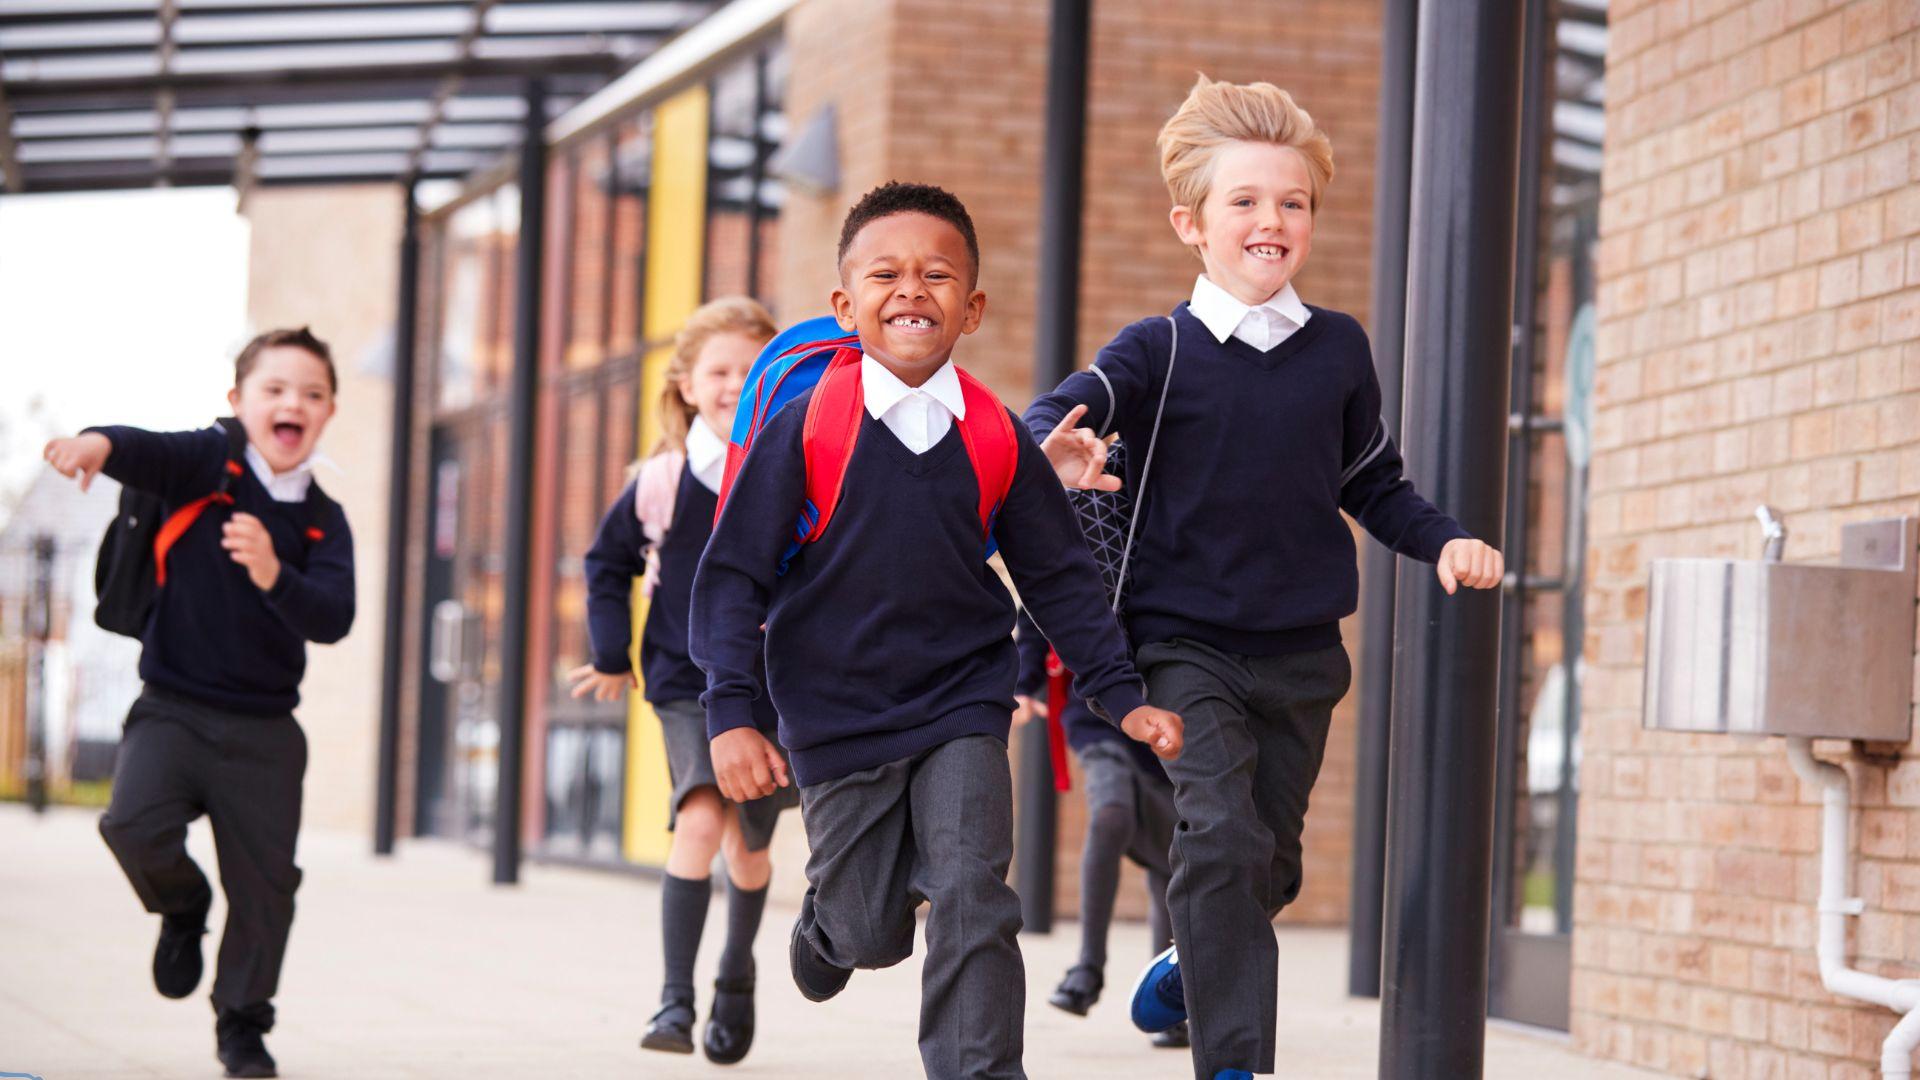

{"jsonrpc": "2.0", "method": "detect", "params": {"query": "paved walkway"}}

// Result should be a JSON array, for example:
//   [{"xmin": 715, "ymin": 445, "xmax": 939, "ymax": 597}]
[{"xmin": 0, "ymin": 804, "xmax": 1658, "ymax": 1079}]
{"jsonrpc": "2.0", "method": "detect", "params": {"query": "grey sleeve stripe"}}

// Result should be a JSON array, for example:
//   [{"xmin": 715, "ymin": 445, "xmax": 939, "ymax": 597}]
[
  {"xmin": 1089, "ymin": 365, "xmax": 1118, "ymax": 438},
  {"xmin": 1341, "ymin": 420, "xmax": 1390, "ymax": 487}
]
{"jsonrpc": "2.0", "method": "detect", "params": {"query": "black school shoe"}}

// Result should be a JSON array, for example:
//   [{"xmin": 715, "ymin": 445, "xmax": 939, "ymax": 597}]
[
  {"xmin": 1152, "ymin": 1021, "xmax": 1191, "ymax": 1049},
  {"xmin": 789, "ymin": 893, "xmax": 851, "ymax": 1003},
  {"xmin": 640, "ymin": 993, "xmax": 696, "ymax": 1054},
  {"xmin": 1048, "ymin": 964, "xmax": 1104, "ymax": 1016},
  {"xmin": 214, "ymin": 1012, "xmax": 277, "ymax": 1079},
  {"xmin": 154, "ymin": 891, "xmax": 212, "ymax": 1000},
  {"xmin": 702, "ymin": 974, "xmax": 756, "ymax": 1065}
]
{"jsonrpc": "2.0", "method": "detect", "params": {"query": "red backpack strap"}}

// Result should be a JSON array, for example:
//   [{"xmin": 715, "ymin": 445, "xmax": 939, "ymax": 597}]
[
  {"xmin": 952, "ymin": 368, "xmax": 1020, "ymax": 540},
  {"xmin": 1045, "ymin": 647, "xmax": 1072, "ymax": 793},
  {"xmin": 797, "ymin": 348, "xmax": 867, "ymax": 544},
  {"xmin": 152, "ymin": 491, "xmax": 234, "ymax": 586}
]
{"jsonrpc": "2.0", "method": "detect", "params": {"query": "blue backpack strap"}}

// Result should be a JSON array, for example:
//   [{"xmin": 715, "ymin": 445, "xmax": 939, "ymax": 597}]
[{"xmin": 717, "ymin": 315, "xmax": 858, "ymax": 523}]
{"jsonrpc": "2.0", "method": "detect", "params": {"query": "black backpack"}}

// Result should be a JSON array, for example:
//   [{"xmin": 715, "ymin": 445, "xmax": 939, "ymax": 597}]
[{"xmin": 94, "ymin": 418, "xmax": 249, "ymax": 638}]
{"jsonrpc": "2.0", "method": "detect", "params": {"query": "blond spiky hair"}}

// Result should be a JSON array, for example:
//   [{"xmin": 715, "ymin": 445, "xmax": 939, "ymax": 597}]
[{"xmin": 1158, "ymin": 74, "xmax": 1335, "ymax": 226}]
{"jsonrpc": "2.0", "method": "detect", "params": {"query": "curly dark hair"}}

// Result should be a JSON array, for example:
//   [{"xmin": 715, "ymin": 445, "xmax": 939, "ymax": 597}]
[
  {"xmin": 234, "ymin": 326, "xmax": 336, "ymax": 394},
  {"xmin": 836, "ymin": 181, "xmax": 980, "ymax": 282}
]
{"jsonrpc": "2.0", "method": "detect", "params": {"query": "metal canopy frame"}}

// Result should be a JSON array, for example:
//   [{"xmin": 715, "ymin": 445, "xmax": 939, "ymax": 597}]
[{"xmin": 0, "ymin": 0, "xmax": 718, "ymax": 193}]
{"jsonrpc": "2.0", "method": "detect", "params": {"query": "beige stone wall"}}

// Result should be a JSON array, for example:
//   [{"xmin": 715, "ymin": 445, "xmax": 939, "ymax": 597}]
[
  {"xmin": 1577, "ymin": 0, "xmax": 1920, "ymax": 1074},
  {"xmin": 244, "ymin": 184, "xmax": 403, "ymax": 836},
  {"xmin": 777, "ymin": 0, "xmax": 1383, "ymax": 925}
]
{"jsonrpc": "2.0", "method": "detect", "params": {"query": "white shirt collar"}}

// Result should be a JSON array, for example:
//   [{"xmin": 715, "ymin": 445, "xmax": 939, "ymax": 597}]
[
  {"xmin": 243, "ymin": 442, "xmax": 325, "ymax": 503},
  {"xmin": 684, "ymin": 414, "xmax": 728, "ymax": 494},
  {"xmin": 860, "ymin": 355, "xmax": 967, "ymax": 422},
  {"xmin": 1188, "ymin": 274, "xmax": 1311, "ymax": 349}
]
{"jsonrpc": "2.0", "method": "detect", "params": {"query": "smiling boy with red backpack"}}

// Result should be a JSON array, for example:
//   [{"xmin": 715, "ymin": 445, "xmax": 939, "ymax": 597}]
[
  {"xmin": 42, "ymin": 327, "xmax": 353, "ymax": 1079},
  {"xmin": 690, "ymin": 182, "xmax": 1182, "ymax": 1079}
]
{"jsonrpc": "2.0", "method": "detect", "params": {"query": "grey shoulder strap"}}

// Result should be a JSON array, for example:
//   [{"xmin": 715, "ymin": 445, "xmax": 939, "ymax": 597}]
[{"xmin": 1111, "ymin": 315, "xmax": 1177, "ymax": 613}]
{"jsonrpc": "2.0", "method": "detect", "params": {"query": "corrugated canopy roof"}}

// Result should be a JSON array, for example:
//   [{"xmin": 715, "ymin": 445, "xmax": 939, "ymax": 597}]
[{"xmin": 0, "ymin": 0, "xmax": 719, "ymax": 192}]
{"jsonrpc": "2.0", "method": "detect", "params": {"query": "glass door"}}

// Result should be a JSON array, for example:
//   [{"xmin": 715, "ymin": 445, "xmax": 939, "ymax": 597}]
[{"xmin": 1489, "ymin": 0, "xmax": 1606, "ymax": 1032}]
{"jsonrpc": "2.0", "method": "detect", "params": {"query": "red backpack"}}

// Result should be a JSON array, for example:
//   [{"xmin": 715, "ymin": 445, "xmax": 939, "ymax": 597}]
[{"xmin": 718, "ymin": 319, "xmax": 1020, "ymax": 572}]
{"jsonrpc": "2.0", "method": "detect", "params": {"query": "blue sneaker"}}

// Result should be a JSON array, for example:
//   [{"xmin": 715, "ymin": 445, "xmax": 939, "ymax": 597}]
[
  {"xmin": 1128, "ymin": 945, "xmax": 1185, "ymax": 1032},
  {"xmin": 1213, "ymin": 1072, "xmax": 1254, "ymax": 1080}
]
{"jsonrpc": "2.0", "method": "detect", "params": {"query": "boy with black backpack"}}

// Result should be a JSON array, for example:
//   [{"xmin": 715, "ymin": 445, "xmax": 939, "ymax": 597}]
[
  {"xmin": 42, "ymin": 327, "xmax": 354, "ymax": 1079},
  {"xmin": 1027, "ymin": 78, "xmax": 1503, "ymax": 1080},
  {"xmin": 690, "ymin": 182, "xmax": 1182, "ymax": 1079}
]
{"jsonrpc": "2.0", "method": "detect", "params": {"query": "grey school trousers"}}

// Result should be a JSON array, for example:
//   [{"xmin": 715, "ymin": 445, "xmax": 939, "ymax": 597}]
[
  {"xmin": 99, "ymin": 687, "xmax": 307, "ymax": 1030},
  {"xmin": 1138, "ymin": 638, "xmax": 1352, "ymax": 1080},
  {"xmin": 796, "ymin": 734, "xmax": 1026, "ymax": 1080}
]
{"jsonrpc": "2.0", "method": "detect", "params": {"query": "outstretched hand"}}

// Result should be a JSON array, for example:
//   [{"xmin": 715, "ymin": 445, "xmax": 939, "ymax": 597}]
[
  {"xmin": 1039, "ymin": 404, "xmax": 1121, "ymax": 492},
  {"xmin": 43, "ymin": 433, "xmax": 111, "ymax": 492},
  {"xmin": 567, "ymin": 664, "xmax": 637, "ymax": 702},
  {"xmin": 1120, "ymin": 704, "xmax": 1183, "ymax": 760}
]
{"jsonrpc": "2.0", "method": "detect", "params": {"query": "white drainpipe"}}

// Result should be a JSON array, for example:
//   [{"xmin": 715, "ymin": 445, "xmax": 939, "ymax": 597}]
[{"xmin": 1784, "ymin": 737, "xmax": 1920, "ymax": 1078}]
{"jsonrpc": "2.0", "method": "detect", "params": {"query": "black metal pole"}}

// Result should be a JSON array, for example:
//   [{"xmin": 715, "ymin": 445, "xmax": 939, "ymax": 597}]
[
  {"xmin": 1017, "ymin": 0, "xmax": 1091, "ymax": 936},
  {"xmin": 493, "ymin": 78, "xmax": 546, "ymax": 886},
  {"xmin": 25, "ymin": 535, "xmax": 54, "ymax": 814},
  {"xmin": 374, "ymin": 178, "xmax": 420, "ymax": 857},
  {"xmin": 1378, "ymin": 0, "xmax": 1524, "ymax": 1073},
  {"xmin": 1349, "ymin": 0, "xmax": 1419, "ymax": 1001}
]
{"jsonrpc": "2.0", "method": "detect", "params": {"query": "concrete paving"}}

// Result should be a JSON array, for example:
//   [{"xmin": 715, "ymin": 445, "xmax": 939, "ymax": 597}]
[{"xmin": 0, "ymin": 803, "xmax": 1658, "ymax": 1079}]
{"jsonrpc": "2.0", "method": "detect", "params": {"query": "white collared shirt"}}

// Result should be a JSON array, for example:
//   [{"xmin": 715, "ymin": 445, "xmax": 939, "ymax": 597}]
[
  {"xmin": 243, "ymin": 442, "xmax": 323, "ymax": 503},
  {"xmin": 685, "ymin": 414, "xmax": 728, "ymax": 495},
  {"xmin": 1189, "ymin": 274, "xmax": 1311, "ymax": 352},
  {"xmin": 861, "ymin": 355, "xmax": 967, "ymax": 455}
]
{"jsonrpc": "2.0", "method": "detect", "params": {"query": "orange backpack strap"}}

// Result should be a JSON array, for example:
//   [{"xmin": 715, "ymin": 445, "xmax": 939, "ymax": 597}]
[
  {"xmin": 952, "ymin": 368, "xmax": 1019, "ymax": 542},
  {"xmin": 153, "ymin": 439, "xmax": 245, "ymax": 587},
  {"xmin": 795, "ymin": 348, "xmax": 866, "ymax": 546},
  {"xmin": 152, "ymin": 490, "xmax": 234, "ymax": 586}
]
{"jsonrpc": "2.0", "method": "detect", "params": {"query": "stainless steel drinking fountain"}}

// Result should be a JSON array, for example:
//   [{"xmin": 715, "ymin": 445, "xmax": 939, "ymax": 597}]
[
  {"xmin": 1643, "ymin": 514, "xmax": 1918, "ymax": 742},
  {"xmin": 1642, "ymin": 510, "xmax": 1920, "ymax": 1077}
]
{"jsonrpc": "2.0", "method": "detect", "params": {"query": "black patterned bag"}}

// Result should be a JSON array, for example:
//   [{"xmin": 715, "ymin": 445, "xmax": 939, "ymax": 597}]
[{"xmin": 1065, "ymin": 315, "xmax": 1179, "ymax": 614}]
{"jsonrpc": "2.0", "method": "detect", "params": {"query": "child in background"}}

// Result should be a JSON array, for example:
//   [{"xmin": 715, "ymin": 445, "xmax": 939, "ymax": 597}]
[
  {"xmin": 43, "ymin": 327, "xmax": 355, "ymax": 1080},
  {"xmin": 567, "ymin": 297, "xmax": 793, "ymax": 1065}
]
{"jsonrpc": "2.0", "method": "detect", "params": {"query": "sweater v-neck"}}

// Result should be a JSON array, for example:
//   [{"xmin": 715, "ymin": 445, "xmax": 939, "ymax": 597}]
[
  {"xmin": 867, "ymin": 411, "xmax": 966, "ymax": 474},
  {"xmin": 1171, "ymin": 300, "xmax": 1333, "ymax": 371}
]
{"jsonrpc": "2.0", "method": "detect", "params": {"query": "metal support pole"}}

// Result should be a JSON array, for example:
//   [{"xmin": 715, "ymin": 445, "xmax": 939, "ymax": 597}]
[
  {"xmin": 1349, "ymin": 0, "xmax": 1420, "ymax": 1001},
  {"xmin": 25, "ymin": 535, "xmax": 54, "ymax": 814},
  {"xmin": 374, "ymin": 178, "xmax": 420, "ymax": 857},
  {"xmin": 493, "ymin": 78, "xmax": 546, "ymax": 886},
  {"xmin": 1016, "ymin": 0, "xmax": 1092, "ymax": 936},
  {"xmin": 1378, "ymin": 0, "xmax": 1524, "ymax": 1073}
]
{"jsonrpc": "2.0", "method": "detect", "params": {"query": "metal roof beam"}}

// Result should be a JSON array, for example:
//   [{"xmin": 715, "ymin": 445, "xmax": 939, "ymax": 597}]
[
  {"xmin": 0, "ymin": 62, "xmax": 22, "ymax": 191},
  {"xmin": 0, "ymin": 31, "xmax": 661, "ymax": 58},
  {"xmin": 0, "ymin": 1, "xmax": 618, "ymax": 28},
  {"xmin": 4, "ymin": 53, "xmax": 618, "ymax": 98}
]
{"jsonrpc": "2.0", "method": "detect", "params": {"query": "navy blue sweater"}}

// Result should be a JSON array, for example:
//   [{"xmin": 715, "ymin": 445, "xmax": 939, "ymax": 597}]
[
  {"xmin": 582, "ymin": 468, "xmax": 778, "ymax": 733},
  {"xmin": 691, "ymin": 391, "xmax": 1148, "ymax": 787},
  {"xmin": 89, "ymin": 424, "xmax": 355, "ymax": 715},
  {"xmin": 1024, "ymin": 304, "xmax": 1470, "ymax": 656},
  {"xmin": 1014, "ymin": 610, "xmax": 1164, "ymax": 777}
]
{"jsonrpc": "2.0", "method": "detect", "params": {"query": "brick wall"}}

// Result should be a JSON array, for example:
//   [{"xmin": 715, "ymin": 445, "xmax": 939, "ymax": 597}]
[
  {"xmin": 1577, "ymin": 0, "xmax": 1920, "ymax": 1074},
  {"xmin": 244, "ymin": 185, "xmax": 403, "ymax": 835},
  {"xmin": 777, "ymin": 0, "xmax": 1383, "ymax": 926}
]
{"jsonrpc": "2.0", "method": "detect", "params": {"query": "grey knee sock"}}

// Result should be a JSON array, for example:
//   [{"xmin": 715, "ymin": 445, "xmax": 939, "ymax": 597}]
[
  {"xmin": 1077, "ymin": 801, "xmax": 1134, "ymax": 971},
  {"xmin": 661, "ymin": 873, "xmax": 711, "ymax": 1002},
  {"xmin": 717, "ymin": 877, "xmax": 769, "ymax": 983}
]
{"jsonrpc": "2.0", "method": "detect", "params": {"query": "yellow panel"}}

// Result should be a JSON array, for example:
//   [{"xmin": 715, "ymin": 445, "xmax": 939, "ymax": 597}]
[{"xmin": 624, "ymin": 84, "xmax": 710, "ymax": 867}]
